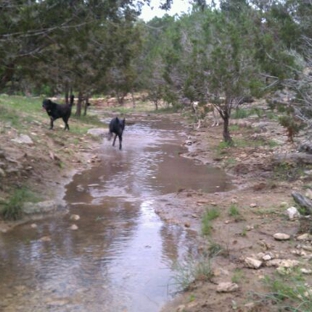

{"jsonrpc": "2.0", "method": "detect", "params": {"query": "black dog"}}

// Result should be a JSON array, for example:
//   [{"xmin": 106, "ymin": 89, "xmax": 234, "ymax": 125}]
[
  {"xmin": 108, "ymin": 117, "xmax": 125, "ymax": 150},
  {"xmin": 42, "ymin": 95, "xmax": 74, "ymax": 130}
]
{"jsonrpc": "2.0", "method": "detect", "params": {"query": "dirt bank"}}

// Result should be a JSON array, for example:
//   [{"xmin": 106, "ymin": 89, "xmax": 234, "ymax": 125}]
[{"xmin": 159, "ymin": 108, "xmax": 312, "ymax": 311}]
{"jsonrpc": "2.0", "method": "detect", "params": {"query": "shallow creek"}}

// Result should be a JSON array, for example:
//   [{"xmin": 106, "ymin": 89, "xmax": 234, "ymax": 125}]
[{"xmin": 0, "ymin": 115, "xmax": 231, "ymax": 312}]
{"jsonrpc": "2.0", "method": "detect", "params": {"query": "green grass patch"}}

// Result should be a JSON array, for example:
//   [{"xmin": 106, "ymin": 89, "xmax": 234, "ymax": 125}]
[
  {"xmin": 273, "ymin": 162, "xmax": 304, "ymax": 182},
  {"xmin": 201, "ymin": 207, "xmax": 220, "ymax": 236},
  {"xmin": 228, "ymin": 204, "xmax": 240, "ymax": 217},
  {"xmin": 171, "ymin": 254, "xmax": 214, "ymax": 291},
  {"xmin": 232, "ymin": 269, "xmax": 245, "ymax": 284},
  {"xmin": 232, "ymin": 108, "xmax": 250, "ymax": 119},
  {"xmin": 1, "ymin": 187, "xmax": 39, "ymax": 220},
  {"xmin": 257, "ymin": 272, "xmax": 312, "ymax": 311}
]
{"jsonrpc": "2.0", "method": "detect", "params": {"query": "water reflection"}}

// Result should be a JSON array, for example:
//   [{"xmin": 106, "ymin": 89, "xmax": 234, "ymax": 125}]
[{"xmin": 0, "ymin": 116, "xmax": 231, "ymax": 312}]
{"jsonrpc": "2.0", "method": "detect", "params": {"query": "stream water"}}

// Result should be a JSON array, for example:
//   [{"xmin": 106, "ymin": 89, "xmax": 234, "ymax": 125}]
[{"xmin": 0, "ymin": 115, "xmax": 231, "ymax": 312}]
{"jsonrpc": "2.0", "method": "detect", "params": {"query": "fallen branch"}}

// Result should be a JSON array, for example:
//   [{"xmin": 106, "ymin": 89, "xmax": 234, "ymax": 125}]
[{"xmin": 292, "ymin": 192, "xmax": 312, "ymax": 215}]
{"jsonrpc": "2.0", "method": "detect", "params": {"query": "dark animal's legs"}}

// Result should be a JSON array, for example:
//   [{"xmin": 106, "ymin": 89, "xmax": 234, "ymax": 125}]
[
  {"xmin": 112, "ymin": 134, "xmax": 117, "ymax": 147},
  {"xmin": 62, "ymin": 117, "xmax": 70, "ymax": 130},
  {"xmin": 118, "ymin": 135, "xmax": 122, "ymax": 150},
  {"xmin": 50, "ymin": 117, "xmax": 54, "ymax": 130}
]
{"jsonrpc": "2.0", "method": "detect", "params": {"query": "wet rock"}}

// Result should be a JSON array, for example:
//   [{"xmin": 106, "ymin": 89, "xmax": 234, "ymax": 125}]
[
  {"xmin": 244, "ymin": 257, "xmax": 262, "ymax": 269},
  {"xmin": 216, "ymin": 282, "xmax": 239, "ymax": 293},
  {"xmin": 286, "ymin": 207, "xmax": 300, "ymax": 220},
  {"xmin": 273, "ymin": 233, "xmax": 290, "ymax": 241},
  {"xmin": 69, "ymin": 224, "xmax": 78, "ymax": 230},
  {"xmin": 70, "ymin": 214, "xmax": 80, "ymax": 221}
]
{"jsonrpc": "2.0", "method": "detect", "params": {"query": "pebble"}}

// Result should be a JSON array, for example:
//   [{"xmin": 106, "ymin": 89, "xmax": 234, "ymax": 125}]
[
  {"xmin": 216, "ymin": 282, "xmax": 239, "ymax": 293},
  {"xmin": 273, "ymin": 233, "xmax": 290, "ymax": 241},
  {"xmin": 70, "ymin": 214, "xmax": 80, "ymax": 221},
  {"xmin": 244, "ymin": 257, "xmax": 262, "ymax": 269},
  {"xmin": 297, "ymin": 233, "xmax": 312, "ymax": 241}
]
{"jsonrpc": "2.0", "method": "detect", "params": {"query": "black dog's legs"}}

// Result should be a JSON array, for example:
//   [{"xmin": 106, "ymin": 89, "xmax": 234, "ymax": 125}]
[
  {"xmin": 112, "ymin": 134, "xmax": 117, "ymax": 147},
  {"xmin": 112, "ymin": 134, "xmax": 122, "ymax": 149},
  {"xmin": 50, "ymin": 117, "xmax": 54, "ymax": 130},
  {"xmin": 63, "ymin": 117, "xmax": 70, "ymax": 130},
  {"xmin": 118, "ymin": 135, "xmax": 122, "ymax": 150}
]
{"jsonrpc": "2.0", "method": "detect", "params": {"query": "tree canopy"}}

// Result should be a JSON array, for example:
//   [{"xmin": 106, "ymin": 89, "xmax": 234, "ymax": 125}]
[{"xmin": 0, "ymin": 0, "xmax": 311, "ymax": 133}]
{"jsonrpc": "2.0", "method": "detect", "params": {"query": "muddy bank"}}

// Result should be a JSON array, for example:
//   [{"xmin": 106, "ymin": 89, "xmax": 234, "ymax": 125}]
[{"xmin": 159, "ymin": 113, "xmax": 312, "ymax": 312}]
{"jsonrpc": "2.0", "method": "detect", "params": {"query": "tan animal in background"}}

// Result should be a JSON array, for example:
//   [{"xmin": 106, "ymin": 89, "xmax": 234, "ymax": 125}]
[{"xmin": 192, "ymin": 102, "xmax": 222, "ymax": 129}]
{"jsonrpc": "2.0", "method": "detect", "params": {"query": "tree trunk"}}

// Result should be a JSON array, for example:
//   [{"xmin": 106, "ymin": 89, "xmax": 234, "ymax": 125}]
[
  {"xmin": 75, "ymin": 91, "xmax": 83, "ymax": 116},
  {"xmin": 0, "ymin": 63, "xmax": 15, "ymax": 91},
  {"xmin": 84, "ymin": 96, "xmax": 89, "ymax": 116},
  {"xmin": 131, "ymin": 90, "xmax": 136, "ymax": 109},
  {"xmin": 222, "ymin": 110, "xmax": 233, "ymax": 144}
]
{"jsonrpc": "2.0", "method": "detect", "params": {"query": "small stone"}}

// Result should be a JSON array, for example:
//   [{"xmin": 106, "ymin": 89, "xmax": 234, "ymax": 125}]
[
  {"xmin": 69, "ymin": 224, "xmax": 78, "ymax": 230},
  {"xmin": 250, "ymin": 203, "xmax": 257, "ymax": 208},
  {"xmin": 300, "ymin": 268, "xmax": 312, "ymax": 274},
  {"xmin": 305, "ymin": 189, "xmax": 312, "ymax": 200},
  {"xmin": 39, "ymin": 236, "xmax": 51, "ymax": 242},
  {"xmin": 216, "ymin": 282, "xmax": 239, "ymax": 293},
  {"xmin": 244, "ymin": 302, "xmax": 256, "ymax": 311},
  {"xmin": 244, "ymin": 257, "xmax": 262, "ymax": 269},
  {"xmin": 273, "ymin": 233, "xmax": 290, "ymax": 241},
  {"xmin": 263, "ymin": 254, "xmax": 273, "ymax": 261},
  {"xmin": 70, "ymin": 214, "xmax": 80, "ymax": 221},
  {"xmin": 279, "ymin": 259, "xmax": 300, "ymax": 268},
  {"xmin": 297, "ymin": 233, "xmax": 312, "ymax": 241},
  {"xmin": 30, "ymin": 223, "xmax": 37, "ymax": 229},
  {"xmin": 176, "ymin": 305, "xmax": 186, "ymax": 312},
  {"xmin": 266, "ymin": 259, "xmax": 282, "ymax": 267},
  {"xmin": 286, "ymin": 207, "xmax": 300, "ymax": 220}
]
